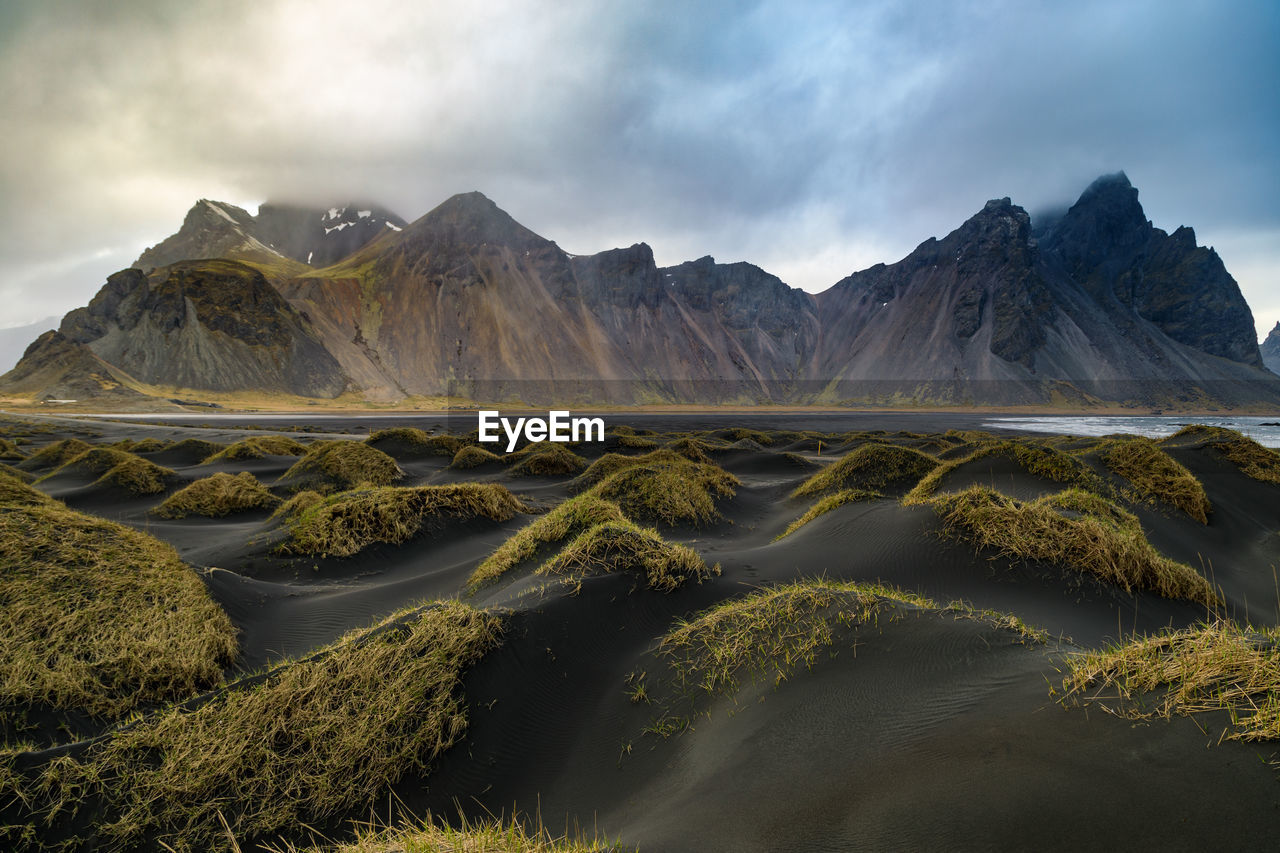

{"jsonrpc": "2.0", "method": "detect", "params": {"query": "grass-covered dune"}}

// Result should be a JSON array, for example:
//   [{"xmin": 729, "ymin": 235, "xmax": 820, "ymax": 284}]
[
  {"xmin": 4, "ymin": 416, "xmax": 1279, "ymax": 851},
  {"xmin": 276, "ymin": 440, "xmax": 404, "ymax": 493},
  {"xmin": 1, "ymin": 602, "xmax": 499, "ymax": 852},
  {"xmin": 154, "ymin": 471, "xmax": 281, "ymax": 518},
  {"xmin": 365, "ymin": 427, "xmax": 463, "ymax": 458},
  {"xmin": 929, "ymin": 485, "xmax": 1218, "ymax": 606},
  {"xmin": 0, "ymin": 475, "xmax": 236, "ymax": 730},
  {"xmin": 791, "ymin": 442, "xmax": 937, "ymax": 498},
  {"xmin": 281, "ymin": 483, "xmax": 527, "ymax": 557}
]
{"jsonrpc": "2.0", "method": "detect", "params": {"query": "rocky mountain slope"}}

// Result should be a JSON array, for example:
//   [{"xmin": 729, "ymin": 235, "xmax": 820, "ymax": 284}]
[
  {"xmin": 134, "ymin": 200, "xmax": 405, "ymax": 273},
  {"xmin": 4, "ymin": 175, "xmax": 1277, "ymax": 408},
  {"xmin": 55, "ymin": 260, "xmax": 347, "ymax": 397},
  {"xmin": 1262, "ymin": 323, "xmax": 1280, "ymax": 376}
]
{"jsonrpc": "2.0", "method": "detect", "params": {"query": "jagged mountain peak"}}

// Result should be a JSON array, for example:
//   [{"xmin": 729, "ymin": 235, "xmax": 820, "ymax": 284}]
[
  {"xmin": 1042, "ymin": 171, "xmax": 1148, "ymax": 259},
  {"xmin": 402, "ymin": 191, "xmax": 552, "ymax": 253},
  {"xmin": 8, "ymin": 172, "xmax": 1277, "ymax": 409},
  {"xmin": 1262, "ymin": 321, "xmax": 1280, "ymax": 375}
]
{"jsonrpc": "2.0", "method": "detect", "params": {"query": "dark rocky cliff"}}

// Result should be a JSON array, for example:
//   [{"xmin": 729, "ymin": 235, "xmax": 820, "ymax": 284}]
[
  {"xmin": 6, "ymin": 176, "xmax": 1277, "ymax": 408},
  {"xmin": 1263, "ymin": 323, "xmax": 1280, "ymax": 376},
  {"xmin": 57, "ymin": 260, "xmax": 348, "ymax": 397}
]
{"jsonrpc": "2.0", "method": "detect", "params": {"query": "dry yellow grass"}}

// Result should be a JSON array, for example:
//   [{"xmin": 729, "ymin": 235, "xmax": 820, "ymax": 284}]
[
  {"xmin": 1062, "ymin": 620, "xmax": 1280, "ymax": 742},
  {"xmin": 904, "ymin": 439, "xmax": 1099, "ymax": 503},
  {"xmin": 274, "ymin": 812, "xmax": 633, "ymax": 853},
  {"xmin": 570, "ymin": 449, "xmax": 687, "ymax": 493},
  {"xmin": 1095, "ymin": 436, "xmax": 1210, "ymax": 522},
  {"xmin": 270, "ymin": 489, "xmax": 326, "ymax": 521},
  {"xmin": 164, "ymin": 437, "xmax": 227, "ymax": 461},
  {"xmin": 468, "ymin": 493, "xmax": 626, "ymax": 590},
  {"xmin": 791, "ymin": 442, "xmax": 936, "ymax": 498},
  {"xmin": 16, "ymin": 438, "xmax": 94, "ymax": 471},
  {"xmin": 539, "ymin": 519, "xmax": 719, "ymax": 592},
  {"xmin": 591, "ymin": 457, "xmax": 738, "ymax": 527},
  {"xmin": 637, "ymin": 578, "xmax": 1045, "ymax": 738},
  {"xmin": 203, "ymin": 435, "xmax": 309, "ymax": 463},
  {"xmin": 366, "ymin": 427, "xmax": 463, "ymax": 457},
  {"xmin": 111, "ymin": 437, "xmax": 168, "ymax": 453},
  {"xmin": 0, "ymin": 483, "xmax": 236, "ymax": 721},
  {"xmin": 930, "ymin": 485, "xmax": 1218, "ymax": 606},
  {"xmin": 281, "ymin": 484, "xmax": 526, "ymax": 558},
  {"xmin": 277, "ymin": 441, "xmax": 404, "ymax": 494},
  {"xmin": 155, "ymin": 472, "xmax": 281, "ymax": 518},
  {"xmin": 616, "ymin": 434, "xmax": 658, "ymax": 449},
  {"xmin": 662, "ymin": 436, "xmax": 724, "ymax": 464},
  {"xmin": 1162, "ymin": 425, "xmax": 1280, "ymax": 484},
  {"xmin": 775, "ymin": 488, "xmax": 881, "ymax": 540},
  {"xmin": 451, "ymin": 445, "xmax": 503, "ymax": 468},
  {"xmin": 507, "ymin": 443, "xmax": 588, "ymax": 477},
  {"xmin": 7, "ymin": 602, "xmax": 500, "ymax": 851},
  {"xmin": 0, "ymin": 438, "xmax": 25, "ymax": 460},
  {"xmin": 656, "ymin": 580, "xmax": 936, "ymax": 701}
]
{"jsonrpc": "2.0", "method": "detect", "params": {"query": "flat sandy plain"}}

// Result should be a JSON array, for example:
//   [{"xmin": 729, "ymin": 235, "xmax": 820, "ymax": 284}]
[{"xmin": 3, "ymin": 410, "xmax": 1280, "ymax": 851}]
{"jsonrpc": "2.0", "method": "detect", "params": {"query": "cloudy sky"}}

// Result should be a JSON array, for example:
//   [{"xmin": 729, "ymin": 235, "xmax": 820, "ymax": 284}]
[{"xmin": 1, "ymin": 0, "xmax": 1276, "ymax": 341}]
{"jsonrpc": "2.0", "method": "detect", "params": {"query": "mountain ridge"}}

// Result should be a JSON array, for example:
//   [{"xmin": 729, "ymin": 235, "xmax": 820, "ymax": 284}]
[{"xmin": 4, "ymin": 176, "xmax": 1277, "ymax": 409}]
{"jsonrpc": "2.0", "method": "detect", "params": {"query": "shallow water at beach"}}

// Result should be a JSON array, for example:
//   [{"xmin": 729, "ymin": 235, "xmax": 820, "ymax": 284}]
[{"xmin": 983, "ymin": 415, "xmax": 1280, "ymax": 447}]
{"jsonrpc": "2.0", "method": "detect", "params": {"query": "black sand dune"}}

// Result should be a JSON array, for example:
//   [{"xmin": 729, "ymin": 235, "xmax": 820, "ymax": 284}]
[{"xmin": 3, "ymin": 412, "xmax": 1280, "ymax": 851}]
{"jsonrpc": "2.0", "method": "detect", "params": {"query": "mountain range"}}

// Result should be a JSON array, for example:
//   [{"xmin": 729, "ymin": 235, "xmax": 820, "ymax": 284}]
[{"xmin": 3, "ymin": 173, "xmax": 1277, "ymax": 409}]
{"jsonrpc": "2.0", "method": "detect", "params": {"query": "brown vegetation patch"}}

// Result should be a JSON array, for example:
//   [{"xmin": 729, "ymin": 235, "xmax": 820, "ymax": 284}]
[
  {"xmin": 1095, "ymin": 436, "xmax": 1210, "ymax": 522},
  {"xmin": 792, "ymin": 443, "xmax": 937, "ymax": 498},
  {"xmin": 281, "ymin": 483, "xmax": 526, "ymax": 558},
  {"xmin": 930, "ymin": 485, "xmax": 1217, "ymax": 606},
  {"xmin": 155, "ymin": 472, "xmax": 281, "ymax": 518},
  {"xmin": 0, "ymin": 489, "xmax": 236, "ymax": 721},
  {"xmin": 507, "ymin": 443, "xmax": 588, "ymax": 477},
  {"xmin": 277, "ymin": 441, "xmax": 404, "ymax": 494},
  {"xmin": 1063, "ymin": 620, "xmax": 1280, "ymax": 742},
  {"xmin": 4, "ymin": 602, "xmax": 500, "ymax": 851},
  {"xmin": 540, "ymin": 520, "xmax": 719, "ymax": 592}
]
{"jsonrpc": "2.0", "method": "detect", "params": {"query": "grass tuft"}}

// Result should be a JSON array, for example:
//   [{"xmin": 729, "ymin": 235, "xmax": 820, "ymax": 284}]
[
  {"xmin": 366, "ymin": 427, "xmax": 462, "ymax": 457},
  {"xmin": 662, "ymin": 437, "xmax": 725, "ymax": 464},
  {"xmin": 775, "ymin": 489, "xmax": 881, "ymax": 540},
  {"xmin": 616, "ymin": 434, "xmax": 658, "ymax": 449},
  {"xmin": 16, "ymin": 438, "xmax": 95, "ymax": 471},
  {"xmin": 791, "ymin": 443, "xmax": 936, "ymax": 498},
  {"xmin": 507, "ymin": 443, "xmax": 588, "ymax": 477},
  {"xmin": 0, "ymin": 438, "xmax": 25, "ymax": 460},
  {"xmin": 450, "ymin": 445, "xmax": 503, "ymax": 469},
  {"xmin": 1095, "ymin": 436, "xmax": 1210, "ymax": 522},
  {"xmin": 468, "ymin": 493, "xmax": 626, "ymax": 590},
  {"xmin": 539, "ymin": 519, "xmax": 719, "ymax": 592},
  {"xmin": 281, "ymin": 484, "xmax": 526, "ymax": 558},
  {"xmin": 570, "ymin": 449, "xmax": 689, "ymax": 493},
  {"xmin": 1163, "ymin": 425, "xmax": 1280, "ymax": 484},
  {"xmin": 111, "ymin": 437, "xmax": 168, "ymax": 454},
  {"xmin": 38, "ymin": 446, "xmax": 133, "ymax": 478},
  {"xmin": 904, "ymin": 438, "xmax": 1101, "ymax": 503},
  {"xmin": 591, "ymin": 457, "xmax": 739, "ymax": 527},
  {"xmin": 6, "ymin": 602, "xmax": 500, "ymax": 851},
  {"xmin": 0, "ymin": 489, "xmax": 236, "ymax": 721},
  {"xmin": 203, "ymin": 435, "xmax": 309, "ymax": 463},
  {"xmin": 277, "ymin": 441, "xmax": 404, "ymax": 494},
  {"xmin": 930, "ymin": 485, "xmax": 1218, "ymax": 606},
  {"xmin": 94, "ymin": 455, "xmax": 177, "ymax": 495},
  {"xmin": 272, "ymin": 811, "xmax": 634, "ymax": 852},
  {"xmin": 155, "ymin": 472, "xmax": 281, "ymax": 518},
  {"xmin": 162, "ymin": 437, "xmax": 227, "ymax": 461},
  {"xmin": 270, "ymin": 489, "xmax": 326, "ymax": 521},
  {"xmin": 1062, "ymin": 620, "xmax": 1280, "ymax": 742}
]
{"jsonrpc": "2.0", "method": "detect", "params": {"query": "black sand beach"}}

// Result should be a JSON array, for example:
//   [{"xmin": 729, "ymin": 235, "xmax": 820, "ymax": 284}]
[{"xmin": 3, "ymin": 410, "xmax": 1280, "ymax": 850}]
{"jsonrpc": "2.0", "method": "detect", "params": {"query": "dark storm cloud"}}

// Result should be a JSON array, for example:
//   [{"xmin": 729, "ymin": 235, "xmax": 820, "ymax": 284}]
[{"xmin": 1, "ymin": 0, "xmax": 1276, "ymax": 336}]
